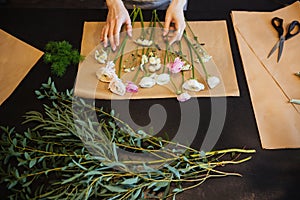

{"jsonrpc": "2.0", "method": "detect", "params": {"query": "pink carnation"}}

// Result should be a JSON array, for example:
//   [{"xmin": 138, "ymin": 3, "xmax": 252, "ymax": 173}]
[
  {"xmin": 167, "ymin": 57, "xmax": 184, "ymax": 74},
  {"xmin": 126, "ymin": 81, "xmax": 138, "ymax": 93}
]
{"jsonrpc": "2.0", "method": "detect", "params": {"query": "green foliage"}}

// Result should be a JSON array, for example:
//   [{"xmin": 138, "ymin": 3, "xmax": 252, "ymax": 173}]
[
  {"xmin": 43, "ymin": 40, "xmax": 84, "ymax": 77},
  {"xmin": 0, "ymin": 77, "xmax": 255, "ymax": 199}
]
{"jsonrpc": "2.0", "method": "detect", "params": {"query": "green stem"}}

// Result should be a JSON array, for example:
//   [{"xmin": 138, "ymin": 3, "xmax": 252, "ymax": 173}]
[
  {"xmin": 139, "ymin": 8, "xmax": 146, "ymax": 39},
  {"xmin": 183, "ymin": 32, "xmax": 209, "ymax": 79},
  {"xmin": 185, "ymin": 33, "xmax": 195, "ymax": 79}
]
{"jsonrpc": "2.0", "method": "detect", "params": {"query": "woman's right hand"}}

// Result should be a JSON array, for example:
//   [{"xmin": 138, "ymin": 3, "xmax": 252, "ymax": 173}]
[{"xmin": 100, "ymin": 0, "xmax": 132, "ymax": 51}]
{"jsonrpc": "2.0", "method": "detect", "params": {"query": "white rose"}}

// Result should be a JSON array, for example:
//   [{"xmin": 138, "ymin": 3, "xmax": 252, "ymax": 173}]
[
  {"xmin": 108, "ymin": 76, "xmax": 126, "ymax": 96},
  {"xmin": 207, "ymin": 76, "xmax": 220, "ymax": 89},
  {"xmin": 156, "ymin": 73, "xmax": 170, "ymax": 85},
  {"xmin": 96, "ymin": 61, "xmax": 116, "ymax": 82},
  {"xmin": 182, "ymin": 79, "xmax": 205, "ymax": 92},
  {"xmin": 139, "ymin": 76, "xmax": 156, "ymax": 88}
]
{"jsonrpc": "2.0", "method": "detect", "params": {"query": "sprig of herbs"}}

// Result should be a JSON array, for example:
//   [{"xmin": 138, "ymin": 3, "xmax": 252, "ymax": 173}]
[
  {"xmin": 44, "ymin": 40, "xmax": 84, "ymax": 77},
  {"xmin": 0, "ymin": 77, "xmax": 255, "ymax": 199}
]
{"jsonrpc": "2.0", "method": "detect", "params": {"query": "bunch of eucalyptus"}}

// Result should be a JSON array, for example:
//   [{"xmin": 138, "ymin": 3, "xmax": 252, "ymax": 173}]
[{"xmin": 0, "ymin": 78, "xmax": 255, "ymax": 199}]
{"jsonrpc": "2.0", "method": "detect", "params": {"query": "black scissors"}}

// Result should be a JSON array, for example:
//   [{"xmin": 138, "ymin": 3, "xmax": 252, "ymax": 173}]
[{"xmin": 267, "ymin": 17, "xmax": 300, "ymax": 62}]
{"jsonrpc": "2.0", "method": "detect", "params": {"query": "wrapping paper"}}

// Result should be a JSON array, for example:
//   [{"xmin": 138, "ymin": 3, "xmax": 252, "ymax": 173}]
[
  {"xmin": 74, "ymin": 21, "xmax": 239, "ymax": 99},
  {"xmin": 232, "ymin": 2, "xmax": 300, "ymax": 149},
  {"xmin": 0, "ymin": 29, "xmax": 43, "ymax": 105}
]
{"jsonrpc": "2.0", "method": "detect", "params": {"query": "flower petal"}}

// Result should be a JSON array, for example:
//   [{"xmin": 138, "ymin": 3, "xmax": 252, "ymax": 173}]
[
  {"xmin": 126, "ymin": 81, "xmax": 138, "ymax": 93},
  {"xmin": 207, "ymin": 76, "xmax": 220, "ymax": 89},
  {"xmin": 139, "ymin": 76, "xmax": 156, "ymax": 88},
  {"xmin": 182, "ymin": 79, "xmax": 205, "ymax": 92},
  {"xmin": 177, "ymin": 92, "xmax": 191, "ymax": 102},
  {"xmin": 156, "ymin": 73, "xmax": 170, "ymax": 85},
  {"xmin": 109, "ymin": 77, "xmax": 126, "ymax": 96}
]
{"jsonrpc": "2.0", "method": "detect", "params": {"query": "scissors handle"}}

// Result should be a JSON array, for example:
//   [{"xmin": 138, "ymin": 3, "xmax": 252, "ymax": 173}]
[
  {"xmin": 285, "ymin": 20, "xmax": 300, "ymax": 40},
  {"xmin": 271, "ymin": 17, "xmax": 284, "ymax": 37}
]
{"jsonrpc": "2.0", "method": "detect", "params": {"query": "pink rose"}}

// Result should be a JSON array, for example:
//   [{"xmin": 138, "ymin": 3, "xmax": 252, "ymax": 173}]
[
  {"xmin": 126, "ymin": 81, "xmax": 138, "ymax": 93},
  {"xmin": 167, "ymin": 57, "xmax": 184, "ymax": 74}
]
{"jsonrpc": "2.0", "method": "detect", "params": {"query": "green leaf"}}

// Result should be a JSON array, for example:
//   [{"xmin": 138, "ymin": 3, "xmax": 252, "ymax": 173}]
[
  {"xmin": 112, "ymin": 142, "xmax": 118, "ymax": 162},
  {"xmin": 24, "ymin": 152, "xmax": 30, "ymax": 160},
  {"xmin": 72, "ymin": 159, "xmax": 88, "ymax": 171},
  {"xmin": 12, "ymin": 138, "xmax": 17, "ymax": 146},
  {"xmin": 152, "ymin": 181, "xmax": 169, "ymax": 192},
  {"xmin": 85, "ymin": 171, "xmax": 102, "ymax": 176},
  {"xmin": 172, "ymin": 188, "xmax": 183, "ymax": 193},
  {"xmin": 61, "ymin": 172, "xmax": 83, "ymax": 184},
  {"xmin": 8, "ymin": 180, "xmax": 18, "ymax": 189},
  {"xmin": 29, "ymin": 159, "xmax": 37, "ymax": 168},
  {"xmin": 121, "ymin": 177, "xmax": 139, "ymax": 185},
  {"xmin": 131, "ymin": 188, "xmax": 142, "ymax": 200},
  {"xmin": 164, "ymin": 164, "xmax": 180, "ymax": 179},
  {"xmin": 102, "ymin": 185, "xmax": 128, "ymax": 193}
]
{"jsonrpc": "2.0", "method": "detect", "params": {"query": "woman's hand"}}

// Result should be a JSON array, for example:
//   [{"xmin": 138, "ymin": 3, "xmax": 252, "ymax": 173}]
[
  {"xmin": 163, "ymin": 0, "xmax": 187, "ymax": 45},
  {"xmin": 100, "ymin": 0, "xmax": 132, "ymax": 51}
]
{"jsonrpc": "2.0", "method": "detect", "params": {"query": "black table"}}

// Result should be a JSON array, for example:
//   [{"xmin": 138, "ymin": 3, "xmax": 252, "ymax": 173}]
[{"xmin": 1, "ymin": 0, "xmax": 300, "ymax": 199}]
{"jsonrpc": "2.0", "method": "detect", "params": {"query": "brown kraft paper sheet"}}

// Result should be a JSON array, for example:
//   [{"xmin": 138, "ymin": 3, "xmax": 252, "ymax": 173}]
[
  {"xmin": 231, "ymin": 2, "xmax": 300, "ymax": 149},
  {"xmin": 74, "ymin": 21, "xmax": 239, "ymax": 99},
  {"xmin": 0, "ymin": 29, "xmax": 44, "ymax": 106}
]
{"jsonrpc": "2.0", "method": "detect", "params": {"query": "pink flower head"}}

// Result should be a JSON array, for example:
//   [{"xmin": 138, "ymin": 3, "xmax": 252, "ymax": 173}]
[
  {"xmin": 167, "ymin": 57, "xmax": 184, "ymax": 74},
  {"xmin": 126, "ymin": 81, "xmax": 138, "ymax": 93}
]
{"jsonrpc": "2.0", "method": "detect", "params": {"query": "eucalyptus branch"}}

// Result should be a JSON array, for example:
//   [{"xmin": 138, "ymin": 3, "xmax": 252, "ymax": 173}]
[{"xmin": 0, "ymin": 77, "xmax": 255, "ymax": 200}]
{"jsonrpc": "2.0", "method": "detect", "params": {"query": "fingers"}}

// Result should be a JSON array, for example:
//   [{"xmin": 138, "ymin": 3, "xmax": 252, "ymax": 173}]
[
  {"xmin": 101, "ymin": 25, "xmax": 109, "ymax": 48},
  {"xmin": 169, "ymin": 29, "xmax": 181, "ymax": 45},
  {"xmin": 125, "ymin": 19, "xmax": 132, "ymax": 37},
  {"xmin": 163, "ymin": 15, "xmax": 172, "ymax": 36},
  {"xmin": 101, "ymin": 18, "xmax": 132, "ymax": 51}
]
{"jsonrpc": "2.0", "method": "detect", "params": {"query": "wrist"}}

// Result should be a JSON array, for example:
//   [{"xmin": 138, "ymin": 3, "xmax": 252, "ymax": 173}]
[
  {"xmin": 106, "ymin": 0, "xmax": 123, "ymax": 8},
  {"xmin": 170, "ymin": 0, "xmax": 187, "ymax": 8}
]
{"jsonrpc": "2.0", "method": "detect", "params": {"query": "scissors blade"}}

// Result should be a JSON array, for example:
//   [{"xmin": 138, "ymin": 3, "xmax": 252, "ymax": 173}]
[
  {"xmin": 267, "ymin": 40, "xmax": 280, "ymax": 58},
  {"xmin": 277, "ymin": 37, "xmax": 285, "ymax": 62}
]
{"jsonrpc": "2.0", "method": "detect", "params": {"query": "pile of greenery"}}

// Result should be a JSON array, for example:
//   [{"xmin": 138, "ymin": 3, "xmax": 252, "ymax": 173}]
[
  {"xmin": 0, "ymin": 78, "xmax": 255, "ymax": 199},
  {"xmin": 44, "ymin": 41, "xmax": 84, "ymax": 77}
]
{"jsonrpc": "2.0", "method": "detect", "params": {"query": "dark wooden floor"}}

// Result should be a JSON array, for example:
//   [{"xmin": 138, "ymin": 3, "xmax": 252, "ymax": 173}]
[{"xmin": 0, "ymin": 0, "xmax": 105, "ymax": 8}]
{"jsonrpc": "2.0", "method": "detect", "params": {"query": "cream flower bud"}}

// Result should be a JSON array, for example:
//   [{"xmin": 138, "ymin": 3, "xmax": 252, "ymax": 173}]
[{"xmin": 182, "ymin": 79, "xmax": 205, "ymax": 92}]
